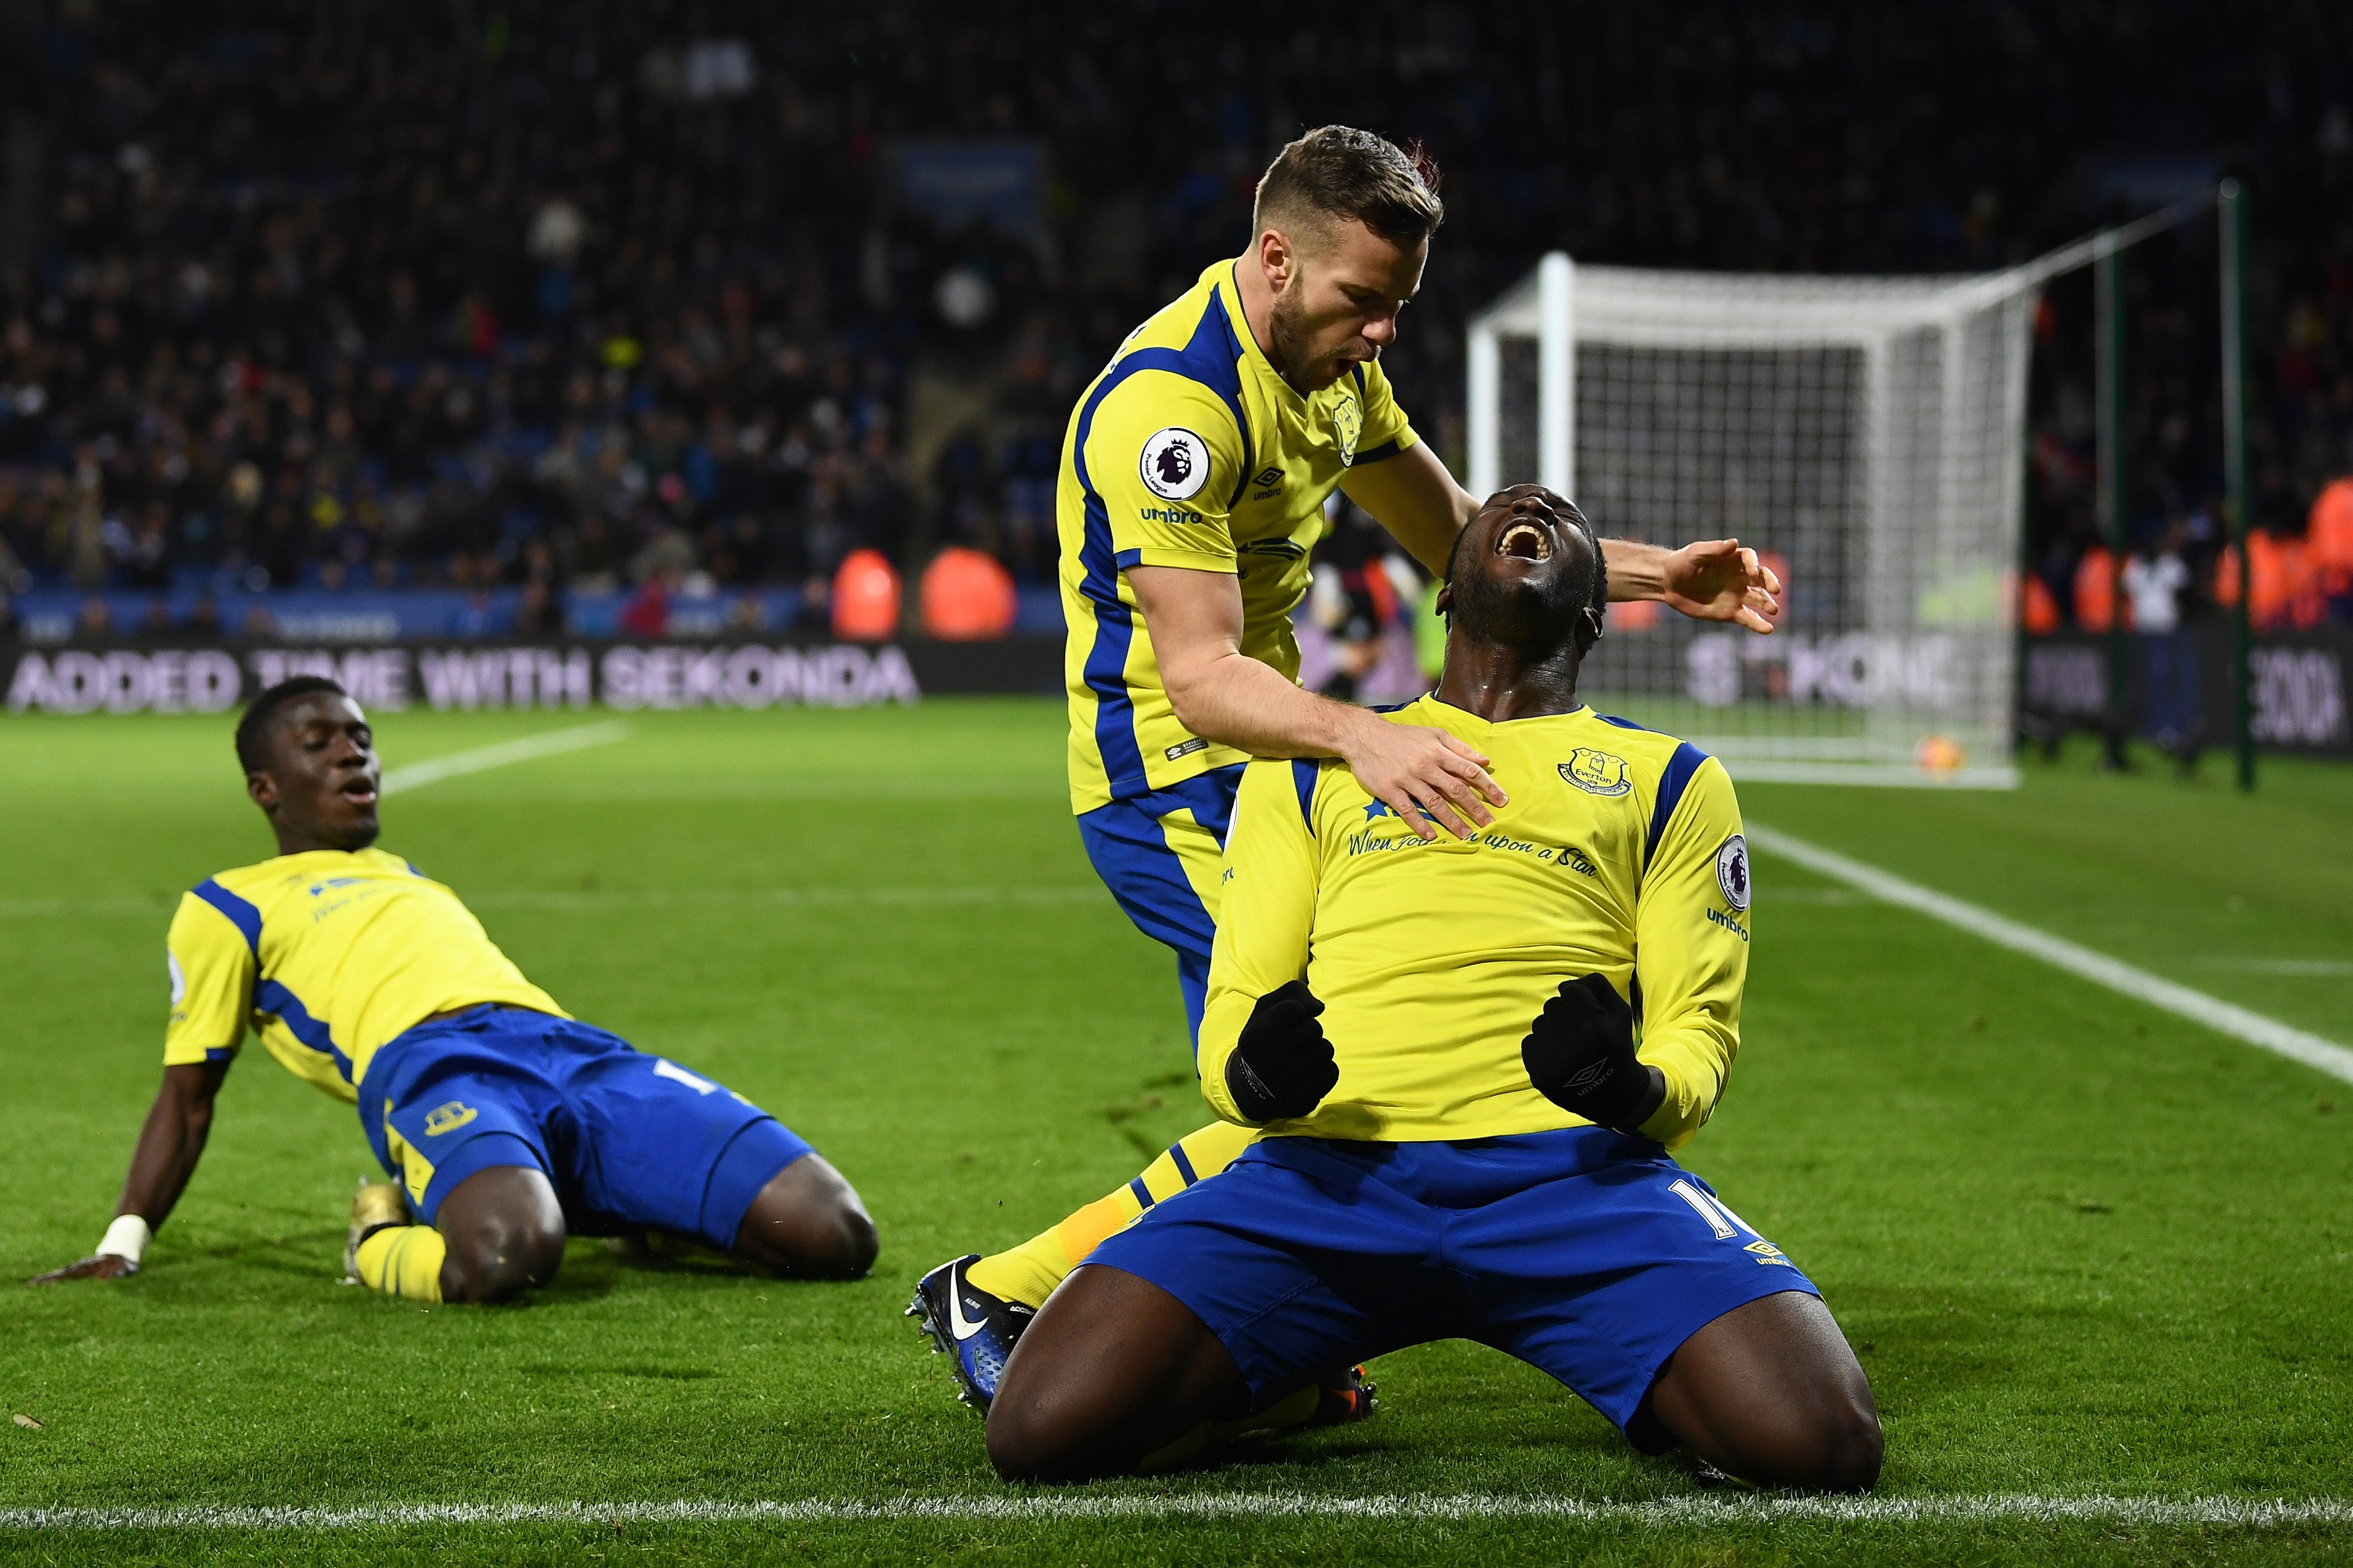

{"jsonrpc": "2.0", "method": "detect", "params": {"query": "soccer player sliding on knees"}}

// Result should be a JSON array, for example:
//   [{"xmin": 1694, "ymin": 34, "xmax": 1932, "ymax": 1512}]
[
  {"xmin": 911, "ymin": 124, "xmax": 1784, "ymax": 1418},
  {"xmin": 986, "ymin": 489, "xmax": 1881, "ymax": 1490},
  {"xmin": 28, "ymin": 678, "xmax": 875, "ymax": 1303}
]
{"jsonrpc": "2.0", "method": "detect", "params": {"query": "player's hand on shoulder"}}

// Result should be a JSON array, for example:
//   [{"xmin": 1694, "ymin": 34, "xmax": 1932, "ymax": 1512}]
[
  {"xmin": 1661, "ymin": 538, "xmax": 1783, "ymax": 634},
  {"xmin": 1522, "ymin": 973, "xmax": 1658, "ymax": 1132},
  {"xmin": 1339, "ymin": 715, "xmax": 1506, "ymax": 842},
  {"xmin": 25, "ymin": 1253, "xmax": 138, "ymax": 1286},
  {"xmin": 1227, "ymin": 980, "xmax": 1339, "ymax": 1124}
]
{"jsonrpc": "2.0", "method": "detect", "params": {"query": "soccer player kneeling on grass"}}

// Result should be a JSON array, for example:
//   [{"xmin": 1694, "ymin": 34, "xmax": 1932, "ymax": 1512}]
[
  {"xmin": 915, "ymin": 125, "xmax": 1783, "ymax": 1416},
  {"xmin": 985, "ymin": 490, "xmax": 1881, "ymax": 1490},
  {"xmin": 28, "ymin": 677, "xmax": 875, "ymax": 1303}
]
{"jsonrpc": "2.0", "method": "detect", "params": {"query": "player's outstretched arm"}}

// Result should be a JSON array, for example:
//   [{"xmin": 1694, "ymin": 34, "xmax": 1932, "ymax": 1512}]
[
  {"xmin": 1129, "ymin": 564, "xmax": 1506, "ymax": 841},
  {"xmin": 1337, "ymin": 454, "xmax": 1780, "ymax": 633},
  {"xmin": 1603, "ymin": 537, "xmax": 1783, "ymax": 633},
  {"xmin": 26, "ymin": 1059, "xmax": 229, "ymax": 1284}
]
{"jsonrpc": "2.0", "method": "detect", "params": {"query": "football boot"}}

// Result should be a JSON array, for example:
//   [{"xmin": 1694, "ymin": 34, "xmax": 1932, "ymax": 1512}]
[{"xmin": 907, "ymin": 1253, "xmax": 1035, "ymax": 1410}]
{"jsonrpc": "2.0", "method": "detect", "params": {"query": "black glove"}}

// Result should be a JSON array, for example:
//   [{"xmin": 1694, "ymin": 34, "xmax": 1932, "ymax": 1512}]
[
  {"xmin": 1521, "ymin": 973, "xmax": 1651, "ymax": 1131},
  {"xmin": 1225, "ymin": 980, "xmax": 1338, "ymax": 1124}
]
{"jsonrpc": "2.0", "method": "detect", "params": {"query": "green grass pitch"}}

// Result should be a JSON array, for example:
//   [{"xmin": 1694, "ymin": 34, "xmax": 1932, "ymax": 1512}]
[{"xmin": 1, "ymin": 701, "xmax": 2348, "ymax": 1565}]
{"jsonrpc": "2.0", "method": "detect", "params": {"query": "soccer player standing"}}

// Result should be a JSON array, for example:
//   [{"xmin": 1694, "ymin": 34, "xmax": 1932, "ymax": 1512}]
[
  {"xmin": 912, "ymin": 127, "xmax": 1783, "ymax": 1405},
  {"xmin": 985, "ymin": 488, "xmax": 1881, "ymax": 1489}
]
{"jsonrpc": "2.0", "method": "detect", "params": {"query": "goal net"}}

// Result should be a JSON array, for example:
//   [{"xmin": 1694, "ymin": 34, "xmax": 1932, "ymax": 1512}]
[{"xmin": 1467, "ymin": 254, "xmax": 2040, "ymax": 786}]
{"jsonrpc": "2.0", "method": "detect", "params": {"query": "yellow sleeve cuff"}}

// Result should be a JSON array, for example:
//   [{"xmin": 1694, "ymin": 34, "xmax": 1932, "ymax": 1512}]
[
  {"xmin": 1635, "ymin": 1060, "xmax": 1705, "ymax": 1150},
  {"xmin": 162, "ymin": 1041, "xmax": 238, "ymax": 1068},
  {"xmin": 1194, "ymin": 1006, "xmax": 1252, "ymax": 1127}
]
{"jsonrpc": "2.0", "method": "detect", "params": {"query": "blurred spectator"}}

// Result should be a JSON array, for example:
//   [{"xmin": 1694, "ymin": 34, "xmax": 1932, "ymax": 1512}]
[
  {"xmin": 0, "ymin": 1, "xmax": 2343, "ymax": 648},
  {"xmin": 619, "ymin": 572, "xmax": 673, "ymax": 640},
  {"xmin": 832, "ymin": 549, "xmax": 901, "ymax": 641},
  {"xmin": 516, "ymin": 578, "xmax": 566, "ymax": 637},
  {"xmin": 2073, "ymin": 546, "xmax": 2118, "ymax": 632},
  {"xmin": 725, "ymin": 593, "xmax": 770, "ymax": 634},
  {"xmin": 2311, "ymin": 478, "xmax": 2353, "ymax": 614},
  {"xmin": 1306, "ymin": 499, "xmax": 1418, "ymax": 702},
  {"xmin": 919, "ymin": 547, "xmax": 1017, "ymax": 640},
  {"xmin": 2123, "ymin": 528, "xmax": 2190, "ymax": 635},
  {"xmin": 2125, "ymin": 521, "xmax": 2199, "ymax": 757}
]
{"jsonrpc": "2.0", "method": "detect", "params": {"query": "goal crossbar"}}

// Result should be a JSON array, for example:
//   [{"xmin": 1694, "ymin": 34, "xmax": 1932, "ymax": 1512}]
[{"xmin": 1463, "ymin": 205, "xmax": 2215, "ymax": 789}]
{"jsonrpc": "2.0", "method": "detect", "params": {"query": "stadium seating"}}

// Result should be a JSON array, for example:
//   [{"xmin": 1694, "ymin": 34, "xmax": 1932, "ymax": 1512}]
[{"xmin": 0, "ymin": 2, "xmax": 2346, "ymax": 640}]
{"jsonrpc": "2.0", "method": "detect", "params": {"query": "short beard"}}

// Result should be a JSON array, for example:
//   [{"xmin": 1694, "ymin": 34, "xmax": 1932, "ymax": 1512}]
[
  {"xmin": 1267, "ymin": 285, "xmax": 1328, "ymax": 388},
  {"xmin": 1448, "ymin": 558, "xmax": 1582, "ymax": 660}
]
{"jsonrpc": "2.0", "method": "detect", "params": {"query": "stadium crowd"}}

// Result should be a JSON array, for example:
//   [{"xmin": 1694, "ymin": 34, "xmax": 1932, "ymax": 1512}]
[{"xmin": 0, "ymin": 1, "xmax": 2348, "ymax": 640}]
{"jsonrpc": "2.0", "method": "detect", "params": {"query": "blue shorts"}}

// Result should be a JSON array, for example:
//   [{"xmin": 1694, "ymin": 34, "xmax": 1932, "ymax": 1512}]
[
  {"xmin": 358, "ymin": 1006, "xmax": 812, "ymax": 1250},
  {"xmin": 1086, "ymin": 1127, "xmax": 1818, "ymax": 1433},
  {"xmin": 1075, "ymin": 764, "xmax": 1246, "ymax": 1042}
]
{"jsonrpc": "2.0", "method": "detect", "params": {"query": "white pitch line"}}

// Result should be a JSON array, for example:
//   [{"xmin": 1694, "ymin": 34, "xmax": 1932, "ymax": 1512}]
[
  {"xmin": 1, "ymin": 1493, "xmax": 2347, "ymax": 1532},
  {"xmin": 1749, "ymin": 824, "xmax": 2353, "ymax": 1087},
  {"xmin": 378, "ymin": 721, "xmax": 629, "ymax": 795},
  {"xmin": 0, "ymin": 722, "xmax": 632, "ymax": 917}
]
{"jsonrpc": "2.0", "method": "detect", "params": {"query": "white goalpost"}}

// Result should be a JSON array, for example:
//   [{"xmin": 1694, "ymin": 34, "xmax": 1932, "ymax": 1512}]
[{"xmin": 1467, "ymin": 253, "xmax": 2046, "ymax": 787}]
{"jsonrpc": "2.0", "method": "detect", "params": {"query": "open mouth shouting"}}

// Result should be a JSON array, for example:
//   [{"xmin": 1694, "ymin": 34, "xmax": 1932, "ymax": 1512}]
[{"xmin": 1496, "ymin": 517, "xmax": 1554, "ymax": 562}]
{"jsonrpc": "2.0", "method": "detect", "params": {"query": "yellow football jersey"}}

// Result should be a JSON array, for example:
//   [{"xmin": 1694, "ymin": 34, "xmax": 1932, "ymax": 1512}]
[
  {"xmin": 1196, "ymin": 697, "xmax": 1750, "ymax": 1147},
  {"xmin": 1058, "ymin": 259, "xmax": 1420, "ymax": 814},
  {"xmin": 162, "ymin": 847, "xmax": 565, "ymax": 1102}
]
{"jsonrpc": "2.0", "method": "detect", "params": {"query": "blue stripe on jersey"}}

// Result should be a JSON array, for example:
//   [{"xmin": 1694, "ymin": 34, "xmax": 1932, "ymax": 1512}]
[
  {"xmin": 1644, "ymin": 742, "xmax": 1711, "ymax": 870},
  {"xmin": 1348, "ymin": 365, "xmax": 1370, "ymax": 464},
  {"xmin": 1160, "ymin": 766, "xmax": 1242, "ymax": 845},
  {"xmin": 1289, "ymin": 759, "xmax": 1320, "ymax": 829},
  {"xmin": 1344, "ymin": 365, "xmax": 1404, "ymax": 467},
  {"xmin": 191, "ymin": 878, "xmax": 262, "ymax": 956},
  {"xmin": 1128, "ymin": 1176, "xmax": 1155, "ymax": 1211},
  {"xmin": 1600, "ymin": 714, "xmax": 1649, "ymax": 731},
  {"xmin": 255, "ymin": 979, "xmax": 355, "ymax": 1082},
  {"xmin": 1073, "ymin": 290, "xmax": 1255, "ymax": 799},
  {"xmin": 1206, "ymin": 288, "xmax": 1255, "ymax": 508},
  {"xmin": 1168, "ymin": 1141, "xmax": 1200, "ymax": 1186}
]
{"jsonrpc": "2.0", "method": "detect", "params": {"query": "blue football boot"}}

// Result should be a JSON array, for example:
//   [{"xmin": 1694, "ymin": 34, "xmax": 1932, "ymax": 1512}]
[{"xmin": 907, "ymin": 1253, "xmax": 1035, "ymax": 1410}]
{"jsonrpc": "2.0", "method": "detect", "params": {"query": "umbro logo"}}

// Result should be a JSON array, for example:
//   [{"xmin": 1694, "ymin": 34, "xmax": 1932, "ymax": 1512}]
[
  {"xmin": 1253, "ymin": 466, "xmax": 1281, "ymax": 488},
  {"xmin": 1565, "ymin": 1060, "xmax": 1615, "ymax": 1095}
]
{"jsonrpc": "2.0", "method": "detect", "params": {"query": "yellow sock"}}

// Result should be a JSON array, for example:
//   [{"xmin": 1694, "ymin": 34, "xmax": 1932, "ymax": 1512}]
[
  {"xmin": 1137, "ymin": 1385, "xmax": 1326, "ymax": 1474},
  {"xmin": 965, "ymin": 1121, "xmax": 1260, "ymax": 1309},
  {"xmin": 354, "ymin": 1225, "xmax": 446, "ymax": 1303}
]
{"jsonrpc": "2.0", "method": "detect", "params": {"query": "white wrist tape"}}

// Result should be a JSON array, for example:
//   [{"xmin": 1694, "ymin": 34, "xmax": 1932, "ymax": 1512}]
[{"xmin": 96, "ymin": 1215, "xmax": 151, "ymax": 1267}]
